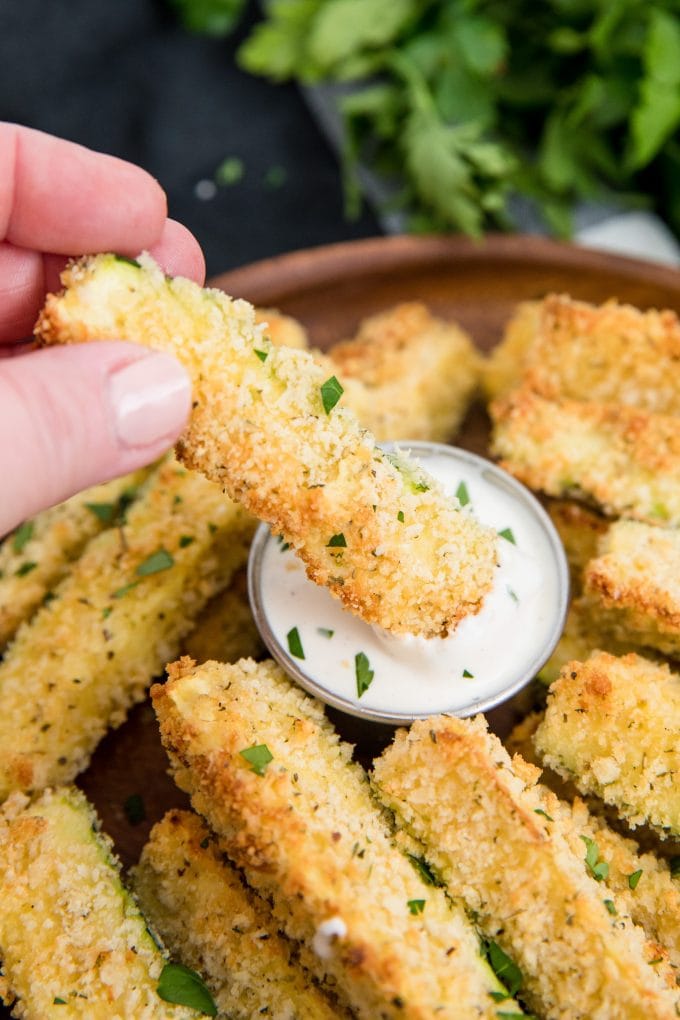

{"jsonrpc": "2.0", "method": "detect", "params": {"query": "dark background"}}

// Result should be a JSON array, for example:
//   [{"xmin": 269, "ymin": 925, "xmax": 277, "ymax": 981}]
[{"xmin": 0, "ymin": 0, "xmax": 380, "ymax": 277}]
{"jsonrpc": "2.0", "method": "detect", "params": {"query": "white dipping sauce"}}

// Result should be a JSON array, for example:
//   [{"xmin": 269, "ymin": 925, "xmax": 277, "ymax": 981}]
[{"xmin": 254, "ymin": 447, "xmax": 566, "ymax": 720}]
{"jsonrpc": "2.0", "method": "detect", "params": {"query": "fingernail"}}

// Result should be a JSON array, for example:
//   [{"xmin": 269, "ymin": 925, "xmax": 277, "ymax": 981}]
[{"xmin": 108, "ymin": 352, "xmax": 191, "ymax": 449}]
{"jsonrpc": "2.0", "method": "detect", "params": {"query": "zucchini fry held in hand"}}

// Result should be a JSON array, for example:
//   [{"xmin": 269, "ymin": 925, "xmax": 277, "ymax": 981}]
[
  {"xmin": 0, "ymin": 468, "xmax": 148, "ymax": 651},
  {"xmin": 152, "ymin": 657, "xmax": 519, "ymax": 1020},
  {"xmin": 0, "ymin": 787, "xmax": 201, "ymax": 1019},
  {"xmin": 0, "ymin": 458, "xmax": 253, "ymax": 800},
  {"xmin": 133, "ymin": 809, "xmax": 352, "ymax": 1020},
  {"xmin": 36, "ymin": 253, "xmax": 497, "ymax": 638},
  {"xmin": 534, "ymin": 652, "xmax": 680, "ymax": 839},
  {"xmin": 373, "ymin": 715, "xmax": 680, "ymax": 1020}
]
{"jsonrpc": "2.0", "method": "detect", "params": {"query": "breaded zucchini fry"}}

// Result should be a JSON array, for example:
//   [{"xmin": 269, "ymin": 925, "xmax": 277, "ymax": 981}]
[
  {"xmin": 0, "ymin": 459, "xmax": 253, "ymax": 799},
  {"xmin": 327, "ymin": 302, "xmax": 479, "ymax": 442},
  {"xmin": 183, "ymin": 569, "xmax": 263, "ymax": 665},
  {"xmin": 0, "ymin": 787, "xmax": 198, "ymax": 1019},
  {"xmin": 547, "ymin": 500, "xmax": 608, "ymax": 592},
  {"xmin": 523, "ymin": 295, "xmax": 680, "ymax": 412},
  {"xmin": 36, "ymin": 253, "xmax": 497, "ymax": 638},
  {"xmin": 584, "ymin": 521, "xmax": 680, "ymax": 657},
  {"xmin": 152, "ymin": 657, "xmax": 519, "ymax": 1020},
  {"xmin": 535, "ymin": 652, "xmax": 680, "ymax": 838},
  {"xmin": 133, "ymin": 809, "xmax": 352, "ymax": 1020},
  {"xmin": 481, "ymin": 301, "xmax": 540, "ymax": 402},
  {"xmin": 491, "ymin": 387, "xmax": 680, "ymax": 525},
  {"xmin": 373, "ymin": 715, "xmax": 680, "ymax": 1020},
  {"xmin": 537, "ymin": 596, "xmax": 641, "ymax": 685},
  {"xmin": 255, "ymin": 308, "xmax": 309, "ymax": 350},
  {"xmin": 0, "ymin": 469, "xmax": 147, "ymax": 650}
]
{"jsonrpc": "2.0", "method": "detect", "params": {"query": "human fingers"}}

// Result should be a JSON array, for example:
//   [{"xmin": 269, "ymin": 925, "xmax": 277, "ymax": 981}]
[
  {"xmin": 0, "ymin": 221, "xmax": 205, "ymax": 345},
  {"xmin": 0, "ymin": 342, "xmax": 190, "ymax": 536},
  {"xmin": 0, "ymin": 123, "xmax": 167, "ymax": 254}
]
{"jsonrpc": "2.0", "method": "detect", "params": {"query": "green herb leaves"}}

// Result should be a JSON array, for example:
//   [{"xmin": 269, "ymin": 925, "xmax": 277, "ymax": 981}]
[
  {"xmin": 455, "ymin": 481, "xmax": 470, "ymax": 507},
  {"xmin": 320, "ymin": 375, "xmax": 344, "ymax": 414},
  {"xmin": 498, "ymin": 528, "xmax": 516, "ymax": 544},
  {"xmin": 157, "ymin": 962, "xmax": 217, "ymax": 1016},
  {"xmin": 136, "ymin": 548, "xmax": 174, "ymax": 576},
  {"xmin": 580, "ymin": 835, "xmax": 609, "ymax": 882},
  {"xmin": 287, "ymin": 626, "xmax": 305, "ymax": 659},
  {"xmin": 327, "ymin": 533, "xmax": 347, "ymax": 547},
  {"xmin": 483, "ymin": 939, "xmax": 523, "ymax": 999},
  {"xmin": 239, "ymin": 743, "xmax": 274, "ymax": 776},
  {"xmin": 12, "ymin": 520, "xmax": 34, "ymax": 553},
  {"xmin": 407, "ymin": 898, "xmax": 425, "ymax": 915},
  {"xmin": 628, "ymin": 869, "xmax": 643, "ymax": 890},
  {"xmin": 355, "ymin": 651, "xmax": 374, "ymax": 697}
]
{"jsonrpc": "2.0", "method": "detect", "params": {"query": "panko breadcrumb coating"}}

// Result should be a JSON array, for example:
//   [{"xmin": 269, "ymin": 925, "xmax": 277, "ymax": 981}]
[
  {"xmin": 584, "ymin": 521, "xmax": 680, "ymax": 657},
  {"xmin": 0, "ymin": 468, "xmax": 148, "ymax": 650},
  {"xmin": 133, "ymin": 809, "xmax": 353, "ymax": 1020},
  {"xmin": 535, "ymin": 652, "xmax": 680, "ymax": 838},
  {"xmin": 36, "ymin": 253, "xmax": 497, "ymax": 638},
  {"xmin": 547, "ymin": 500, "xmax": 609, "ymax": 592},
  {"xmin": 537, "ymin": 596, "xmax": 642, "ymax": 685},
  {"xmin": 0, "ymin": 787, "xmax": 195, "ymax": 1020},
  {"xmin": 373, "ymin": 714, "xmax": 680, "ymax": 1020},
  {"xmin": 523, "ymin": 294, "xmax": 680, "ymax": 412},
  {"xmin": 481, "ymin": 301, "xmax": 540, "ymax": 402},
  {"xmin": 491, "ymin": 387, "xmax": 680, "ymax": 525},
  {"xmin": 0, "ymin": 459, "xmax": 253, "ymax": 799},
  {"xmin": 183, "ymin": 569, "xmax": 264, "ymax": 665},
  {"xmin": 152, "ymin": 656, "xmax": 516, "ymax": 1020},
  {"xmin": 327, "ymin": 302, "xmax": 479, "ymax": 442},
  {"xmin": 254, "ymin": 307, "xmax": 309, "ymax": 350}
]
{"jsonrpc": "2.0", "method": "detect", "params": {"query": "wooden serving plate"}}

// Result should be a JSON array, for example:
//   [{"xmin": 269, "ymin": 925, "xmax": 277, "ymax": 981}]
[{"xmin": 53, "ymin": 236, "xmax": 680, "ymax": 871}]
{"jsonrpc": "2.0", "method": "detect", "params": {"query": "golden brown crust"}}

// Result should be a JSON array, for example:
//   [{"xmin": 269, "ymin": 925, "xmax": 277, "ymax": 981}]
[
  {"xmin": 491, "ymin": 386, "xmax": 680, "ymax": 525},
  {"xmin": 153, "ymin": 657, "xmax": 510, "ymax": 1019},
  {"xmin": 374, "ymin": 715, "xmax": 680, "ymax": 1019},
  {"xmin": 36, "ymin": 254, "xmax": 497, "ymax": 638},
  {"xmin": 481, "ymin": 300, "xmax": 540, "ymax": 402},
  {"xmin": 535, "ymin": 652, "xmax": 680, "ymax": 837},
  {"xmin": 254, "ymin": 307, "xmax": 309, "ymax": 350}
]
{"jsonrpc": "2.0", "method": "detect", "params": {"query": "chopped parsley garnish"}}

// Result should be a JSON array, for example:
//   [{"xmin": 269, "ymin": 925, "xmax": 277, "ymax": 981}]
[
  {"xmin": 483, "ymin": 940, "xmax": 523, "ymax": 998},
  {"xmin": 85, "ymin": 502, "xmax": 117, "ymax": 524},
  {"xmin": 136, "ymin": 548, "xmax": 174, "ymax": 576},
  {"xmin": 317, "ymin": 627, "xmax": 334, "ymax": 639},
  {"xmin": 276, "ymin": 535, "xmax": 291, "ymax": 552},
  {"xmin": 580, "ymin": 835, "xmax": 609, "ymax": 882},
  {"xmin": 239, "ymin": 743, "xmax": 274, "ymax": 776},
  {"xmin": 507, "ymin": 586, "xmax": 519, "ymax": 603},
  {"xmin": 53, "ymin": 998, "xmax": 67, "ymax": 1005},
  {"xmin": 157, "ymin": 962, "xmax": 217, "ymax": 1016},
  {"xmin": 669, "ymin": 856, "xmax": 680, "ymax": 878},
  {"xmin": 462, "ymin": 669, "xmax": 474, "ymax": 678},
  {"xmin": 102, "ymin": 606, "xmax": 112, "ymax": 620},
  {"xmin": 287, "ymin": 627, "xmax": 305, "ymax": 659},
  {"xmin": 604, "ymin": 899, "xmax": 617, "ymax": 915},
  {"xmin": 327, "ymin": 533, "xmax": 347, "ymax": 548},
  {"xmin": 397, "ymin": 510, "xmax": 405, "ymax": 522},
  {"xmin": 15, "ymin": 561, "xmax": 37, "ymax": 577},
  {"xmin": 407, "ymin": 899, "xmax": 425, "ymax": 915},
  {"xmin": 355, "ymin": 651, "xmax": 374, "ymax": 697},
  {"xmin": 534, "ymin": 808, "xmax": 553, "ymax": 822},
  {"xmin": 406, "ymin": 853, "xmax": 441, "ymax": 887},
  {"xmin": 112, "ymin": 581, "xmax": 139, "ymax": 599},
  {"xmin": 12, "ymin": 520, "xmax": 34, "ymax": 553},
  {"xmin": 254, "ymin": 348, "xmax": 268, "ymax": 362},
  {"xmin": 179, "ymin": 535, "xmax": 195, "ymax": 548},
  {"xmin": 114, "ymin": 254, "xmax": 141, "ymax": 268},
  {"xmin": 498, "ymin": 527, "xmax": 516, "ymax": 544},
  {"xmin": 456, "ymin": 481, "xmax": 470, "ymax": 507},
  {"xmin": 320, "ymin": 375, "xmax": 344, "ymax": 414},
  {"xmin": 628, "ymin": 869, "xmax": 643, "ymax": 890},
  {"xmin": 496, "ymin": 1014, "xmax": 528, "ymax": 1019},
  {"xmin": 123, "ymin": 793, "xmax": 146, "ymax": 825}
]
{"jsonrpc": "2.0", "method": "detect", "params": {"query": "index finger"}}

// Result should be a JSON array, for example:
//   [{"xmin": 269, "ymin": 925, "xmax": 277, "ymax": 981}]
[{"xmin": 0, "ymin": 123, "xmax": 167, "ymax": 255}]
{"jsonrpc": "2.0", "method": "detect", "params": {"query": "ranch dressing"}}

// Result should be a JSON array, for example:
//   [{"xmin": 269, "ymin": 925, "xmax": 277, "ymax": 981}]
[{"xmin": 250, "ymin": 445, "xmax": 568, "ymax": 723}]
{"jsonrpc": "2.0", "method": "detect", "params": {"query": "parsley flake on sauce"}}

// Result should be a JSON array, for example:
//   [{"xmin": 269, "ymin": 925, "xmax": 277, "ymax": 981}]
[
  {"xmin": 317, "ymin": 627, "xmax": 334, "ymax": 639},
  {"xmin": 320, "ymin": 375, "xmax": 344, "ymax": 414},
  {"xmin": 287, "ymin": 627, "xmax": 305, "ymax": 659},
  {"xmin": 498, "ymin": 527, "xmax": 516, "ymax": 544},
  {"xmin": 462, "ymin": 669, "xmax": 474, "ymax": 678},
  {"xmin": 456, "ymin": 481, "xmax": 470, "ymax": 507},
  {"xmin": 157, "ymin": 962, "xmax": 217, "ymax": 1016},
  {"xmin": 355, "ymin": 651, "xmax": 375, "ymax": 697},
  {"xmin": 239, "ymin": 743, "xmax": 274, "ymax": 776}
]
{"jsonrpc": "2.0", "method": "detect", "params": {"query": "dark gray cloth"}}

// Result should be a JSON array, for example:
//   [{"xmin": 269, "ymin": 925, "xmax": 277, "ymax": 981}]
[{"xmin": 0, "ymin": 0, "xmax": 379, "ymax": 277}]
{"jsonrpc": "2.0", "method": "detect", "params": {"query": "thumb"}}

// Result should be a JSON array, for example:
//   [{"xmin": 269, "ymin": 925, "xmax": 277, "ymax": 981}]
[{"xmin": 0, "ymin": 341, "xmax": 191, "ymax": 535}]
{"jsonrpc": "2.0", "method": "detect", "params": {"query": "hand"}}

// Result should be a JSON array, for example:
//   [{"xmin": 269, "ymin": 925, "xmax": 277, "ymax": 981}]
[{"xmin": 0, "ymin": 123, "xmax": 205, "ymax": 537}]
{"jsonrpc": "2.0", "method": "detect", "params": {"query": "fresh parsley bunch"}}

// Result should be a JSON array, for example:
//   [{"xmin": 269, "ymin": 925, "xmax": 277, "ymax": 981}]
[{"xmin": 173, "ymin": 0, "xmax": 680, "ymax": 238}]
